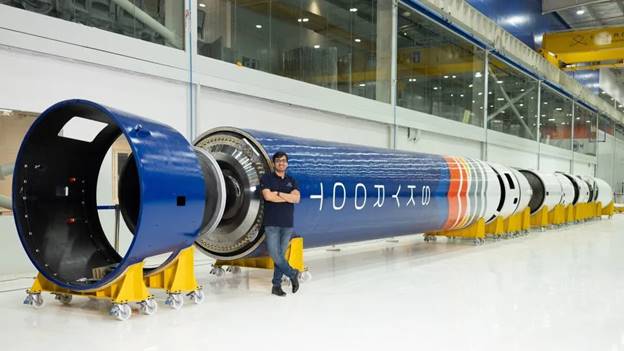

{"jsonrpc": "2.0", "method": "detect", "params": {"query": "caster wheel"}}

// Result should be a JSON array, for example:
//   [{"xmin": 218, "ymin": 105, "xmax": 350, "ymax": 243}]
[
  {"xmin": 165, "ymin": 293, "xmax": 184, "ymax": 310},
  {"xmin": 298, "ymin": 270, "xmax": 312, "ymax": 282},
  {"xmin": 188, "ymin": 289, "xmax": 205, "ymax": 305},
  {"xmin": 226, "ymin": 266, "xmax": 241, "ymax": 274},
  {"xmin": 139, "ymin": 298, "xmax": 157, "ymax": 315},
  {"xmin": 210, "ymin": 266, "xmax": 225, "ymax": 277},
  {"xmin": 110, "ymin": 304, "xmax": 132, "ymax": 321},
  {"xmin": 55, "ymin": 294, "xmax": 72, "ymax": 305},
  {"xmin": 24, "ymin": 293, "xmax": 44, "ymax": 309},
  {"xmin": 282, "ymin": 277, "xmax": 291, "ymax": 286}
]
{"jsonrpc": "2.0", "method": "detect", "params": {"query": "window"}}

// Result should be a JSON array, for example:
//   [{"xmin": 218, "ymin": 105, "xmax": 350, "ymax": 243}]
[
  {"xmin": 3, "ymin": 0, "xmax": 184, "ymax": 49},
  {"xmin": 487, "ymin": 56, "xmax": 538, "ymax": 140},
  {"xmin": 539, "ymin": 86, "xmax": 573, "ymax": 150},
  {"xmin": 573, "ymin": 103, "xmax": 597, "ymax": 156},
  {"xmin": 599, "ymin": 115, "xmax": 614, "ymax": 137},
  {"xmin": 396, "ymin": 3, "xmax": 485, "ymax": 127},
  {"xmin": 198, "ymin": 0, "xmax": 391, "ymax": 102}
]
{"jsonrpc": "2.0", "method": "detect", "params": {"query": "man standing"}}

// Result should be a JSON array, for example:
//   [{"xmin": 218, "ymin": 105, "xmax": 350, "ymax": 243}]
[{"xmin": 260, "ymin": 151, "xmax": 301, "ymax": 297}]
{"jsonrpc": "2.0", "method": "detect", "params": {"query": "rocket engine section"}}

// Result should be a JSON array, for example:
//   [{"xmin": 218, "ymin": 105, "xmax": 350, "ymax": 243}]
[{"xmin": 193, "ymin": 128, "xmax": 517, "ymax": 260}]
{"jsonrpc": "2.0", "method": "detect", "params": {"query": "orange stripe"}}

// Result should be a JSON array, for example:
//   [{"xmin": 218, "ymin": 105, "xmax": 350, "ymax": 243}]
[
  {"xmin": 443, "ymin": 156, "xmax": 460, "ymax": 229},
  {"xmin": 456, "ymin": 158, "xmax": 471, "ymax": 228}
]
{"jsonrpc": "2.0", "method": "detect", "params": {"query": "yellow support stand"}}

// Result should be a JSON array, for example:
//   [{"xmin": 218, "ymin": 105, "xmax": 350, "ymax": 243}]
[
  {"xmin": 425, "ymin": 218, "xmax": 486, "ymax": 245},
  {"xmin": 485, "ymin": 216, "xmax": 505, "ymax": 238},
  {"xmin": 602, "ymin": 201, "xmax": 615, "ymax": 217},
  {"xmin": 214, "ymin": 237, "xmax": 306, "ymax": 275},
  {"xmin": 614, "ymin": 204, "xmax": 624, "ymax": 214},
  {"xmin": 531, "ymin": 205, "xmax": 550, "ymax": 230},
  {"xmin": 548, "ymin": 204, "xmax": 566, "ymax": 226},
  {"xmin": 25, "ymin": 262, "xmax": 152, "ymax": 320},
  {"xmin": 144, "ymin": 246, "xmax": 199, "ymax": 294},
  {"xmin": 594, "ymin": 202, "xmax": 603, "ymax": 219},
  {"xmin": 143, "ymin": 246, "xmax": 203, "ymax": 310},
  {"xmin": 520, "ymin": 207, "xmax": 532, "ymax": 232},
  {"xmin": 565, "ymin": 204, "xmax": 575, "ymax": 224}
]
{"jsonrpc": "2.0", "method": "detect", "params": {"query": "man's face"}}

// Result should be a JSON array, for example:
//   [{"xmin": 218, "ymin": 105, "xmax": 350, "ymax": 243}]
[{"xmin": 274, "ymin": 156, "xmax": 288, "ymax": 172}]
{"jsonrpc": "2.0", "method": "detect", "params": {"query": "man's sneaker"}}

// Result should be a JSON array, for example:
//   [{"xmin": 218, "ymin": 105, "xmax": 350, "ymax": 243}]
[
  {"xmin": 290, "ymin": 271, "xmax": 300, "ymax": 294},
  {"xmin": 272, "ymin": 286, "xmax": 286, "ymax": 297}
]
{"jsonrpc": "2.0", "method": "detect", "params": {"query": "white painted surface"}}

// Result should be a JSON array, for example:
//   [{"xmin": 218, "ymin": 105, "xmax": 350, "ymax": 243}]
[{"xmin": 0, "ymin": 216, "xmax": 623, "ymax": 350}]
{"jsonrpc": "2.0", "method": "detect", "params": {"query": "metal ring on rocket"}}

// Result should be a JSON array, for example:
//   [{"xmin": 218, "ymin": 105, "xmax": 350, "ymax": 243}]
[
  {"xmin": 193, "ymin": 128, "xmax": 270, "ymax": 260},
  {"xmin": 574, "ymin": 175, "xmax": 591, "ymax": 203},
  {"xmin": 12, "ymin": 100, "xmax": 207, "ymax": 291},
  {"xmin": 487, "ymin": 163, "xmax": 520, "ymax": 219},
  {"xmin": 511, "ymin": 168, "xmax": 532, "ymax": 214},
  {"xmin": 518, "ymin": 169, "xmax": 563, "ymax": 214},
  {"xmin": 554, "ymin": 172, "xmax": 576, "ymax": 206}
]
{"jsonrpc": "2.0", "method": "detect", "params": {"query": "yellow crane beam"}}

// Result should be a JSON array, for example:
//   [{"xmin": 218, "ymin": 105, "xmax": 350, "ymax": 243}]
[{"xmin": 541, "ymin": 26, "xmax": 624, "ymax": 66}]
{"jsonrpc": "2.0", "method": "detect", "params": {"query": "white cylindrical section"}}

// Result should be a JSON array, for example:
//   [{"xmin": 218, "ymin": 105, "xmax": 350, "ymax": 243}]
[
  {"xmin": 575, "ymin": 176, "xmax": 591, "ymax": 203},
  {"xmin": 555, "ymin": 173, "xmax": 576, "ymax": 206},
  {"xmin": 488, "ymin": 163, "xmax": 520, "ymax": 218},
  {"xmin": 595, "ymin": 177, "xmax": 614, "ymax": 208},
  {"xmin": 540, "ymin": 172, "xmax": 563, "ymax": 210},
  {"xmin": 511, "ymin": 168, "xmax": 532, "ymax": 213}
]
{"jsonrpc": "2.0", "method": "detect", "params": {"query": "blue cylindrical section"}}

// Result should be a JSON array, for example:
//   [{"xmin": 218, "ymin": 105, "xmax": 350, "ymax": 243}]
[
  {"xmin": 246, "ymin": 129, "xmax": 452, "ymax": 248},
  {"xmin": 13, "ymin": 100, "xmax": 205, "ymax": 291}
]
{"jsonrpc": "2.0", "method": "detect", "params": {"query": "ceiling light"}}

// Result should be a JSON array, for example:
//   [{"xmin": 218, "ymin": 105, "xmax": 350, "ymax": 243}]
[
  {"xmin": 433, "ymin": 86, "xmax": 439, "ymax": 90},
  {"xmin": 497, "ymin": 98, "xmax": 504, "ymax": 101},
  {"xmin": 298, "ymin": 18, "xmax": 309, "ymax": 23},
  {"xmin": 548, "ymin": 118, "xmax": 556, "ymax": 121},
  {"xmin": 576, "ymin": 9, "xmax": 585, "ymax": 15},
  {"xmin": 475, "ymin": 72, "xmax": 482, "ymax": 78},
  {"xmin": 313, "ymin": 44, "xmax": 320, "ymax": 49},
  {"xmin": 359, "ymin": 83, "xmax": 366, "ymax": 87},
  {"xmin": 497, "ymin": 80, "xmax": 503, "ymax": 84},
  {"xmin": 444, "ymin": 75, "xmax": 449, "ymax": 79},
  {"xmin": 256, "ymin": 24, "xmax": 262, "ymax": 29},
  {"xmin": 354, "ymin": 38, "xmax": 361, "ymax": 43},
  {"xmin": 350, "ymin": 7, "xmax": 358, "ymax": 12},
  {"xmin": 199, "ymin": 3, "xmax": 206, "ymax": 7}
]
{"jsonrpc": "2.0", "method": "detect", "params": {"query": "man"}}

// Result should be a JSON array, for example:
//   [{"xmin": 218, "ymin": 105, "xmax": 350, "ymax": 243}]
[{"xmin": 260, "ymin": 151, "xmax": 301, "ymax": 297}]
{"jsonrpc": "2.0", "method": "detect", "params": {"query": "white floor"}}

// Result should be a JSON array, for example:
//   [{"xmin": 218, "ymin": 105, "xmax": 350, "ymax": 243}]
[{"xmin": 1, "ymin": 216, "xmax": 624, "ymax": 351}]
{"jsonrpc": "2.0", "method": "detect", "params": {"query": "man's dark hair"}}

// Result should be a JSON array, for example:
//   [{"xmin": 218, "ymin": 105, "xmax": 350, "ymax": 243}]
[{"xmin": 272, "ymin": 151, "xmax": 288, "ymax": 162}]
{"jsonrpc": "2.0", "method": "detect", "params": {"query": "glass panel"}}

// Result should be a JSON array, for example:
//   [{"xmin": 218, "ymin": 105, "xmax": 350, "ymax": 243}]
[
  {"xmin": 539, "ymin": 86, "xmax": 572, "ymax": 150},
  {"xmin": 616, "ymin": 122, "xmax": 624, "ymax": 141},
  {"xmin": 5, "ymin": 0, "xmax": 185, "ymax": 49},
  {"xmin": 197, "ymin": 0, "xmax": 391, "ymax": 102},
  {"xmin": 486, "ymin": 56, "xmax": 538, "ymax": 140},
  {"xmin": 573, "ymin": 104, "xmax": 597, "ymax": 156},
  {"xmin": 396, "ymin": 4, "xmax": 485, "ymax": 127},
  {"xmin": 599, "ymin": 115, "xmax": 614, "ymax": 136}
]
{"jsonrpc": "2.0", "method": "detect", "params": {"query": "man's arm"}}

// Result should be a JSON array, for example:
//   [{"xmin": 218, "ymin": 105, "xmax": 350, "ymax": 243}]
[
  {"xmin": 279, "ymin": 189, "xmax": 300, "ymax": 204},
  {"xmin": 262, "ymin": 189, "xmax": 287, "ymax": 203}
]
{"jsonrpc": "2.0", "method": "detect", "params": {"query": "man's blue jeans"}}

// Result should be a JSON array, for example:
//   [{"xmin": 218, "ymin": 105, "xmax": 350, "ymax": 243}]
[{"xmin": 265, "ymin": 226, "xmax": 297, "ymax": 287}]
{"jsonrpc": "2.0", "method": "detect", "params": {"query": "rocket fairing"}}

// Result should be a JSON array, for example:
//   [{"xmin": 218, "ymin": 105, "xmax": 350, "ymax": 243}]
[{"xmin": 13, "ymin": 101, "xmax": 615, "ymax": 286}]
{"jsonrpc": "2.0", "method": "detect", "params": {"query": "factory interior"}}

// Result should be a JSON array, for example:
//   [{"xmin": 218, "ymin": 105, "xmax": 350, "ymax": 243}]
[{"xmin": 1, "ymin": 0, "xmax": 624, "ymax": 349}]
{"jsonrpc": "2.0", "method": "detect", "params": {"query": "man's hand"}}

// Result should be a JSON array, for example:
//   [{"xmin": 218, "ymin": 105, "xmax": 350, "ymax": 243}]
[
  {"xmin": 279, "ymin": 190, "xmax": 300, "ymax": 204},
  {"xmin": 262, "ymin": 189, "xmax": 287, "ymax": 203}
]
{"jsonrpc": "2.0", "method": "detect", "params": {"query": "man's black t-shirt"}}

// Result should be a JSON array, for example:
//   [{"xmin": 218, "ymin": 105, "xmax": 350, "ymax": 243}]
[{"xmin": 259, "ymin": 172, "xmax": 299, "ymax": 228}]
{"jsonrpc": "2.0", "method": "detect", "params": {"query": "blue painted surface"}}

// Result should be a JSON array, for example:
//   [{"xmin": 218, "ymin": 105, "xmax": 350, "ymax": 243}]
[
  {"xmin": 465, "ymin": 0, "xmax": 569, "ymax": 48},
  {"xmin": 245, "ymin": 129, "xmax": 452, "ymax": 248},
  {"xmin": 13, "ymin": 100, "xmax": 206, "ymax": 291}
]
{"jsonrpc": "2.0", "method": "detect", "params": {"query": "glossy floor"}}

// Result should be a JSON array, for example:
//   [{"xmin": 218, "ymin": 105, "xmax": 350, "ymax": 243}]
[{"xmin": 1, "ymin": 216, "xmax": 623, "ymax": 351}]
